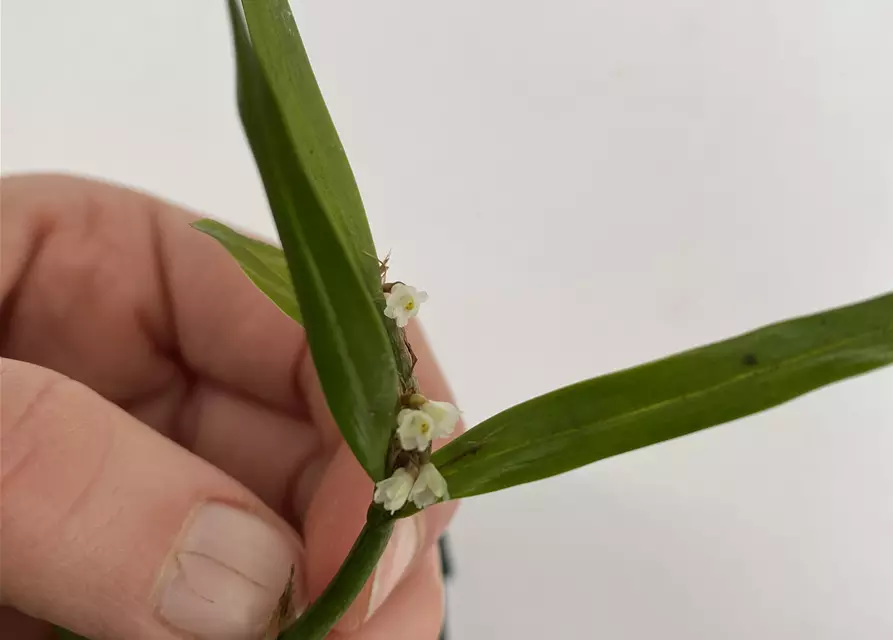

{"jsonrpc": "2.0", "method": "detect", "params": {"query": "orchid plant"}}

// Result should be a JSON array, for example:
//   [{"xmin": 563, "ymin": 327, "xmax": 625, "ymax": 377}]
[{"xmin": 57, "ymin": 1, "xmax": 893, "ymax": 639}]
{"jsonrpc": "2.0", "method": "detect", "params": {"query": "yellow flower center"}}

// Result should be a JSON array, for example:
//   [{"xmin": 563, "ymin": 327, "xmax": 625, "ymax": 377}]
[
  {"xmin": 404, "ymin": 300, "xmax": 415, "ymax": 311},
  {"xmin": 420, "ymin": 422, "xmax": 430, "ymax": 434}
]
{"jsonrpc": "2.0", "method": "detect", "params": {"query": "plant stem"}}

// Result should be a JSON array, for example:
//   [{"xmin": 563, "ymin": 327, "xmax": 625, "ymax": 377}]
[{"xmin": 278, "ymin": 510, "xmax": 395, "ymax": 640}]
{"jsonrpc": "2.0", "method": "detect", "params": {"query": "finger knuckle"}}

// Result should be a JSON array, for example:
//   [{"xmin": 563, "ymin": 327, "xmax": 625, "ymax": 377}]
[{"xmin": 1, "ymin": 360, "xmax": 114, "ymax": 533}]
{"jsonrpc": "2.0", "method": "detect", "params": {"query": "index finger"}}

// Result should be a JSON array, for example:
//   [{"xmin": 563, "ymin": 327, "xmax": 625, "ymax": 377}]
[{"xmin": 1, "ymin": 173, "xmax": 309, "ymax": 416}]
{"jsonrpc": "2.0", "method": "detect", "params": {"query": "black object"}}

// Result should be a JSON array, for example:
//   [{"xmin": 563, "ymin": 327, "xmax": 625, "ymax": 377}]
[{"xmin": 439, "ymin": 535, "xmax": 453, "ymax": 640}]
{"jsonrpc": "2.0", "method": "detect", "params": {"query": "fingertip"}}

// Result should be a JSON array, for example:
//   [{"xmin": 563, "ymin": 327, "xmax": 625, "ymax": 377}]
[
  {"xmin": 333, "ymin": 549, "xmax": 445, "ymax": 640},
  {"xmin": 302, "ymin": 445, "xmax": 372, "ymax": 617}
]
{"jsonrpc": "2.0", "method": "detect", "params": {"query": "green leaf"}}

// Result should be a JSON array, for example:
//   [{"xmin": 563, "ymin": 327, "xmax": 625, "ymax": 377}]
[
  {"xmin": 192, "ymin": 218, "xmax": 301, "ymax": 325},
  {"xmin": 236, "ymin": 0, "xmax": 418, "ymax": 398},
  {"xmin": 432, "ymin": 292, "xmax": 893, "ymax": 499},
  {"xmin": 227, "ymin": 0, "xmax": 397, "ymax": 481},
  {"xmin": 54, "ymin": 628, "xmax": 89, "ymax": 640},
  {"xmin": 239, "ymin": 0, "xmax": 382, "ymax": 300}
]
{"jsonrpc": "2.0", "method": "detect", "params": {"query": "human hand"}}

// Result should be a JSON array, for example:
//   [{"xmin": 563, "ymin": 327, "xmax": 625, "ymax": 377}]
[{"xmin": 0, "ymin": 174, "xmax": 458, "ymax": 640}]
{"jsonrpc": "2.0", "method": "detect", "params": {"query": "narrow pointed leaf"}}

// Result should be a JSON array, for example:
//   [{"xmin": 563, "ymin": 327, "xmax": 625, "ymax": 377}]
[
  {"xmin": 227, "ymin": 0, "xmax": 397, "ymax": 481},
  {"xmin": 432, "ymin": 292, "xmax": 893, "ymax": 499},
  {"xmin": 192, "ymin": 218, "xmax": 301, "ymax": 324},
  {"xmin": 240, "ymin": 0, "xmax": 382, "ymax": 299},
  {"xmin": 238, "ymin": 0, "xmax": 419, "ymax": 397}
]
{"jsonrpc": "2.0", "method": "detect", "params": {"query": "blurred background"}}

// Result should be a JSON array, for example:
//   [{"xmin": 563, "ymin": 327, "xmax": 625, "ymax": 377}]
[{"xmin": 2, "ymin": 1, "xmax": 892, "ymax": 637}]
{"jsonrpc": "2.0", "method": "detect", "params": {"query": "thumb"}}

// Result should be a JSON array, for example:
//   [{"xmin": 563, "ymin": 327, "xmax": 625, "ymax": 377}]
[{"xmin": 0, "ymin": 358, "xmax": 305, "ymax": 640}]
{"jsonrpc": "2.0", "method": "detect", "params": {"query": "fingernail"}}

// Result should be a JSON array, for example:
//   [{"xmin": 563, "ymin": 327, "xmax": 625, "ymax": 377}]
[
  {"xmin": 156, "ymin": 503, "xmax": 297, "ymax": 640},
  {"xmin": 367, "ymin": 518, "xmax": 420, "ymax": 620}
]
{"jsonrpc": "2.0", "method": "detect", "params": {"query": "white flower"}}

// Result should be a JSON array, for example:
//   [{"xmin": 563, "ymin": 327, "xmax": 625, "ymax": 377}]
[
  {"xmin": 373, "ymin": 468, "xmax": 414, "ymax": 513},
  {"xmin": 410, "ymin": 463, "xmax": 449, "ymax": 509},
  {"xmin": 397, "ymin": 408, "xmax": 436, "ymax": 451},
  {"xmin": 384, "ymin": 283, "xmax": 428, "ymax": 328},
  {"xmin": 421, "ymin": 400, "xmax": 460, "ymax": 439}
]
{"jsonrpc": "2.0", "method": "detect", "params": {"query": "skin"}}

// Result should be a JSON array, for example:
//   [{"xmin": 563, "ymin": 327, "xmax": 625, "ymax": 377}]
[{"xmin": 0, "ymin": 174, "xmax": 459, "ymax": 639}]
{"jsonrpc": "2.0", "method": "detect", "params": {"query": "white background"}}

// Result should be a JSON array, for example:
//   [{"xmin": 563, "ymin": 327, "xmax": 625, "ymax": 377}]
[{"xmin": 3, "ymin": 1, "xmax": 892, "ymax": 638}]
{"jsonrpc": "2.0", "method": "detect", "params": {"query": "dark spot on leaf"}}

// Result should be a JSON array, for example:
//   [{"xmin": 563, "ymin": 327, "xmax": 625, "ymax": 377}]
[
  {"xmin": 441, "ymin": 443, "xmax": 483, "ymax": 468},
  {"xmin": 741, "ymin": 353, "xmax": 759, "ymax": 366}
]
